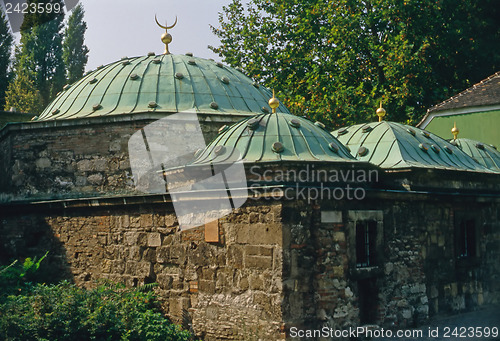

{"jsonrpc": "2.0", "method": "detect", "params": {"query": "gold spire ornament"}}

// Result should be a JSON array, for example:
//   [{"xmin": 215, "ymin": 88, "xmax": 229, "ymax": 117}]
[
  {"xmin": 376, "ymin": 101, "xmax": 386, "ymax": 122},
  {"xmin": 451, "ymin": 122, "xmax": 459, "ymax": 140},
  {"xmin": 155, "ymin": 15, "xmax": 178, "ymax": 55},
  {"xmin": 268, "ymin": 90, "xmax": 280, "ymax": 114}
]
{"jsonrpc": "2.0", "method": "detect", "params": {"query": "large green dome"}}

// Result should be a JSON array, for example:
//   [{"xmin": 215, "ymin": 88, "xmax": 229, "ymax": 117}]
[{"xmin": 36, "ymin": 53, "xmax": 290, "ymax": 121}]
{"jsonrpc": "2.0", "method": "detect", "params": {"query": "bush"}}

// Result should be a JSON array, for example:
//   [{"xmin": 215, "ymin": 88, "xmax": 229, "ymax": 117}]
[
  {"xmin": 0, "ymin": 281, "xmax": 194, "ymax": 341},
  {"xmin": 0, "ymin": 252, "xmax": 48, "ymax": 297}
]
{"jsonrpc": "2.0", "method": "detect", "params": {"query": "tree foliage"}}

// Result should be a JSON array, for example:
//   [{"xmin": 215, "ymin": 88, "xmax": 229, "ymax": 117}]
[
  {"xmin": 0, "ymin": 281, "xmax": 194, "ymax": 341},
  {"xmin": 210, "ymin": 0, "xmax": 500, "ymax": 126},
  {"xmin": 0, "ymin": 7, "xmax": 14, "ymax": 109},
  {"xmin": 63, "ymin": 4, "xmax": 89, "ymax": 84},
  {"xmin": 15, "ymin": 0, "xmax": 65, "ymax": 108},
  {"xmin": 4, "ymin": 65, "xmax": 44, "ymax": 114}
]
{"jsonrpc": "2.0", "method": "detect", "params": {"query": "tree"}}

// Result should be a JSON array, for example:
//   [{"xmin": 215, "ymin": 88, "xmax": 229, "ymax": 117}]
[
  {"xmin": 63, "ymin": 4, "xmax": 89, "ymax": 84},
  {"xmin": 16, "ymin": 0, "xmax": 65, "ymax": 107},
  {"xmin": 4, "ymin": 67, "xmax": 44, "ymax": 114},
  {"xmin": 210, "ymin": 0, "xmax": 500, "ymax": 126},
  {"xmin": 0, "ymin": 7, "xmax": 14, "ymax": 109}
]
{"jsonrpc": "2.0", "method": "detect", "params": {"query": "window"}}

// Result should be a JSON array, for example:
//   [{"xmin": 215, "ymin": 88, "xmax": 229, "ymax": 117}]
[
  {"xmin": 457, "ymin": 219, "xmax": 476, "ymax": 258},
  {"xmin": 356, "ymin": 220, "xmax": 377, "ymax": 267}
]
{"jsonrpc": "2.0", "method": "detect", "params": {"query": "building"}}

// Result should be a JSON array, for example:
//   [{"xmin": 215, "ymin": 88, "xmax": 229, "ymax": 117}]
[
  {"xmin": 0, "ymin": 26, "xmax": 499, "ymax": 340},
  {"xmin": 418, "ymin": 71, "xmax": 500, "ymax": 148}
]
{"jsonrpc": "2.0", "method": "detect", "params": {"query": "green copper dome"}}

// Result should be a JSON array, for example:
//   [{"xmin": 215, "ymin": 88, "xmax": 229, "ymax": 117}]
[
  {"xmin": 452, "ymin": 138, "xmax": 500, "ymax": 171},
  {"xmin": 191, "ymin": 112, "xmax": 356, "ymax": 164},
  {"xmin": 36, "ymin": 54, "xmax": 290, "ymax": 121},
  {"xmin": 333, "ymin": 121, "xmax": 497, "ymax": 173}
]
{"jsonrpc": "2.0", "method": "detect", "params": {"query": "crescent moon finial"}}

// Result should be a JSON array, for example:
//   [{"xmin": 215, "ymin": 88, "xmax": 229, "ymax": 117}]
[
  {"xmin": 155, "ymin": 15, "xmax": 177, "ymax": 54},
  {"xmin": 155, "ymin": 14, "xmax": 167, "ymax": 30},
  {"xmin": 166, "ymin": 16, "xmax": 178, "ymax": 30}
]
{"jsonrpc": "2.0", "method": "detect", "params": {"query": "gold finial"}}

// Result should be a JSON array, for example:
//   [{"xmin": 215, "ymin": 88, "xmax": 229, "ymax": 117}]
[
  {"xmin": 268, "ymin": 89, "xmax": 280, "ymax": 114},
  {"xmin": 155, "ymin": 15, "xmax": 177, "ymax": 55},
  {"xmin": 376, "ymin": 101, "xmax": 386, "ymax": 122},
  {"xmin": 451, "ymin": 122, "xmax": 459, "ymax": 140}
]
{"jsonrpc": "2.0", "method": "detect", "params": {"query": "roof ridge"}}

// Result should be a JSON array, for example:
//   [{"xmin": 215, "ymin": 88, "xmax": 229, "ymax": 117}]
[{"xmin": 427, "ymin": 71, "xmax": 500, "ymax": 113}]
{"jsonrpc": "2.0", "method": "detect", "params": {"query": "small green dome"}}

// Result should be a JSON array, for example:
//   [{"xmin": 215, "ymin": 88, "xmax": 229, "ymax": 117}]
[
  {"xmin": 37, "ymin": 54, "xmax": 290, "ymax": 121},
  {"xmin": 452, "ymin": 138, "xmax": 500, "ymax": 171},
  {"xmin": 192, "ymin": 112, "xmax": 356, "ymax": 164},
  {"xmin": 333, "ymin": 121, "xmax": 497, "ymax": 173}
]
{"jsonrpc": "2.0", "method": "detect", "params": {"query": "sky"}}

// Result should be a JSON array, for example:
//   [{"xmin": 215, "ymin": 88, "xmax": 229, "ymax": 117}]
[{"xmin": 7, "ymin": 0, "xmax": 243, "ymax": 71}]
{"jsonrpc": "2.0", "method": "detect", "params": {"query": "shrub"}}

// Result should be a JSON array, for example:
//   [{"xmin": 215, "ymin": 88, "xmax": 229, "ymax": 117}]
[
  {"xmin": 0, "ymin": 252, "xmax": 48, "ymax": 298},
  {"xmin": 0, "ymin": 281, "xmax": 194, "ymax": 341}
]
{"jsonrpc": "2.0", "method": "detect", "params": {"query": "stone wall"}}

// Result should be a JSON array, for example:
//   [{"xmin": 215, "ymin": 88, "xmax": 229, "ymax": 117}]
[
  {"xmin": 0, "ymin": 114, "xmax": 238, "ymax": 202},
  {"xmin": 0, "ymin": 199, "xmax": 285, "ymax": 340},
  {"xmin": 0, "ymin": 189, "xmax": 499, "ymax": 340},
  {"xmin": 279, "ymin": 193, "xmax": 500, "ymax": 337}
]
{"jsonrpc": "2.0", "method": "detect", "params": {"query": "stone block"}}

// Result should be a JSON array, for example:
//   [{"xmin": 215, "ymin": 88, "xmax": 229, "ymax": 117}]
[
  {"xmin": 332, "ymin": 266, "xmax": 344, "ymax": 277},
  {"xmin": 234, "ymin": 223, "xmax": 282, "ymax": 245},
  {"xmin": 77, "ymin": 159, "xmax": 92, "ymax": 171},
  {"xmin": 321, "ymin": 211, "xmax": 342, "ymax": 223},
  {"xmin": 119, "ymin": 160, "xmax": 130, "ymax": 170},
  {"xmin": 92, "ymin": 159, "xmax": 108, "ymax": 172},
  {"xmin": 101, "ymin": 259, "xmax": 113, "ymax": 273},
  {"xmin": 142, "ymin": 248, "xmax": 156, "ymax": 262},
  {"xmin": 430, "ymin": 285, "xmax": 439, "ymax": 298},
  {"xmin": 87, "ymin": 173, "xmax": 104, "ymax": 185},
  {"xmin": 109, "ymin": 139, "xmax": 122, "ymax": 152},
  {"xmin": 165, "ymin": 214, "xmax": 177, "ymax": 227},
  {"xmin": 153, "ymin": 214, "xmax": 165, "ymax": 227},
  {"xmin": 402, "ymin": 309, "xmax": 412, "ymax": 319},
  {"xmin": 245, "ymin": 255, "xmax": 272, "ymax": 269},
  {"xmin": 169, "ymin": 297, "xmax": 190, "ymax": 317},
  {"xmin": 124, "ymin": 232, "xmax": 146, "ymax": 246},
  {"xmin": 156, "ymin": 274, "xmax": 173, "ymax": 289},
  {"xmin": 228, "ymin": 245, "xmax": 244, "ymax": 269},
  {"xmin": 169, "ymin": 245, "xmax": 187, "ymax": 264},
  {"xmin": 201, "ymin": 267, "xmax": 216, "ymax": 281},
  {"xmin": 249, "ymin": 212, "xmax": 261, "ymax": 224},
  {"xmin": 239, "ymin": 276, "xmax": 249, "ymax": 291},
  {"xmin": 438, "ymin": 235, "xmax": 445, "ymax": 247},
  {"xmin": 128, "ymin": 246, "xmax": 142, "ymax": 260},
  {"xmin": 246, "ymin": 245, "xmax": 273, "ymax": 257},
  {"xmin": 75, "ymin": 176, "xmax": 87, "ymax": 186},
  {"xmin": 451, "ymin": 282, "xmax": 458, "ymax": 297},
  {"xmin": 121, "ymin": 215, "xmax": 130, "ymax": 228},
  {"xmin": 199, "ymin": 280, "xmax": 216, "ymax": 294},
  {"xmin": 332, "ymin": 232, "xmax": 345, "ymax": 242},
  {"xmin": 249, "ymin": 274, "xmax": 265, "ymax": 290},
  {"xmin": 141, "ymin": 214, "xmax": 154, "ymax": 228},
  {"xmin": 147, "ymin": 233, "xmax": 162, "ymax": 247},
  {"xmin": 156, "ymin": 246, "xmax": 170, "ymax": 263},
  {"xmin": 129, "ymin": 216, "xmax": 141, "ymax": 228}
]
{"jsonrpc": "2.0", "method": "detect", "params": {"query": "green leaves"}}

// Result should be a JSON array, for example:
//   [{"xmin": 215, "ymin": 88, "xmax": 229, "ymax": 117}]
[
  {"xmin": 2, "ymin": 1, "xmax": 90, "ymax": 112},
  {"xmin": 0, "ymin": 7, "xmax": 13, "ymax": 109},
  {"xmin": 3, "ymin": 69, "xmax": 44, "ymax": 114},
  {"xmin": 0, "ymin": 281, "xmax": 194, "ymax": 341},
  {"xmin": 211, "ymin": 0, "xmax": 500, "ymax": 127},
  {"xmin": 63, "ymin": 4, "xmax": 89, "ymax": 84}
]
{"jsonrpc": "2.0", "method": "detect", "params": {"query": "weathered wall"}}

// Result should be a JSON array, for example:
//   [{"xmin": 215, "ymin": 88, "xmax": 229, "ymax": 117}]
[
  {"xmin": 1, "ymin": 190, "xmax": 499, "ymax": 340},
  {"xmin": 0, "ymin": 199, "xmax": 285, "ymax": 340},
  {"xmin": 279, "ymin": 194, "xmax": 500, "ymax": 337},
  {"xmin": 0, "ymin": 115, "xmax": 235, "ymax": 202}
]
